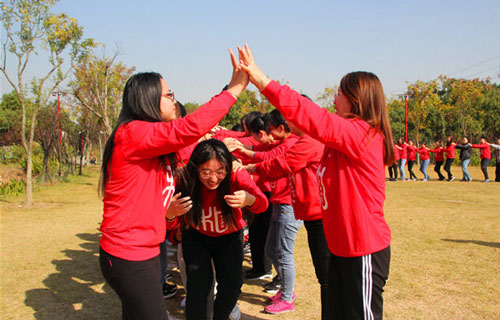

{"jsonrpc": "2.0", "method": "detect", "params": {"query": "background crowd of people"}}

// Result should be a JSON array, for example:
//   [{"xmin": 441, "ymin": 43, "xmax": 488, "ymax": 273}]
[{"xmin": 389, "ymin": 136, "xmax": 500, "ymax": 183}]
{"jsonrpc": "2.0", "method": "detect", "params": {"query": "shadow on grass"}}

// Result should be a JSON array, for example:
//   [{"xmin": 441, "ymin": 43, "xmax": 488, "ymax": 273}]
[
  {"xmin": 24, "ymin": 232, "xmax": 120, "ymax": 319},
  {"xmin": 442, "ymin": 238, "xmax": 500, "ymax": 248}
]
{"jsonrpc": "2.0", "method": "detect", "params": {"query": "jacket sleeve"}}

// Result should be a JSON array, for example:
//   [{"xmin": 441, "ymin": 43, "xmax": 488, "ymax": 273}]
[
  {"xmin": 262, "ymin": 81, "xmax": 378, "ymax": 161},
  {"xmin": 119, "ymin": 91, "xmax": 236, "ymax": 160},
  {"xmin": 233, "ymin": 169, "xmax": 269, "ymax": 214}
]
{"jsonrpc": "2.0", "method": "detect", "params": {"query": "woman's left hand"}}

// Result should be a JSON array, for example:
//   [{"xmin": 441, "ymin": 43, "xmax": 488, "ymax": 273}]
[{"xmin": 224, "ymin": 190, "xmax": 256, "ymax": 208}]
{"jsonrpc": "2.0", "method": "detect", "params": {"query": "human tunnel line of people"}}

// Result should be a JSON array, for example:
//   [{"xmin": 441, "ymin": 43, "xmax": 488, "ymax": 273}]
[{"xmin": 98, "ymin": 45, "xmax": 500, "ymax": 320}]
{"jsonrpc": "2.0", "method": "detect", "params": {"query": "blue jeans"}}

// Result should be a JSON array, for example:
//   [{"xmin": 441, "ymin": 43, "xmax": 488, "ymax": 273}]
[
  {"xmin": 265, "ymin": 204, "xmax": 303, "ymax": 301},
  {"xmin": 461, "ymin": 159, "xmax": 471, "ymax": 181},
  {"xmin": 399, "ymin": 159, "xmax": 407, "ymax": 181},
  {"xmin": 420, "ymin": 159, "xmax": 430, "ymax": 179}
]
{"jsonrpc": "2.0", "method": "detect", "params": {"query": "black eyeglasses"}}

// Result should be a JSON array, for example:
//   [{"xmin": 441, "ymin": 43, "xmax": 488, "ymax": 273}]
[{"xmin": 162, "ymin": 91, "xmax": 175, "ymax": 101}]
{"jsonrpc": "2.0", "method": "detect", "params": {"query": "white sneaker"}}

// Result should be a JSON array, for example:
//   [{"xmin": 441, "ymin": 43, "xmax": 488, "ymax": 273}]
[
  {"xmin": 229, "ymin": 303, "xmax": 241, "ymax": 320},
  {"xmin": 180, "ymin": 297, "xmax": 186, "ymax": 308}
]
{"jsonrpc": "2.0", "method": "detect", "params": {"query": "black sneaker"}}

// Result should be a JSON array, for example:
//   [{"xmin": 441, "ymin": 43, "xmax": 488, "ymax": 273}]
[
  {"xmin": 163, "ymin": 282, "xmax": 177, "ymax": 299},
  {"xmin": 246, "ymin": 270, "xmax": 273, "ymax": 280},
  {"xmin": 264, "ymin": 275, "xmax": 281, "ymax": 294}
]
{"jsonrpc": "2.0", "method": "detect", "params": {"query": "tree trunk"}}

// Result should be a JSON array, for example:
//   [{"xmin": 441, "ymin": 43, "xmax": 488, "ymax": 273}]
[{"xmin": 25, "ymin": 149, "xmax": 33, "ymax": 206}]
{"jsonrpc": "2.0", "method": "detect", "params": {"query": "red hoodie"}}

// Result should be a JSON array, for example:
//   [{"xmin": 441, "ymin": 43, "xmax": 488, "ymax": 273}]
[
  {"xmin": 255, "ymin": 134, "xmax": 323, "ymax": 221},
  {"xmin": 393, "ymin": 145, "xmax": 400, "ymax": 161},
  {"xmin": 167, "ymin": 169, "xmax": 268, "ymax": 237},
  {"xmin": 443, "ymin": 144, "xmax": 456, "ymax": 159},
  {"xmin": 262, "ymin": 81, "xmax": 390, "ymax": 257},
  {"xmin": 407, "ymin": 145, "xmax": 416, "ymax": 161},
  {"xmin": 417, "ymin": 147, "xmax": 430, "ymax": 160},
  {"xmin": 471, "ymin": 143, "xmax": 492, "ymax": 159},
  {"xmin": 429, "ymin": 147, "xmax": 444, "ymax": 162},
  {"xmin": 100, "ymin": 91, "xmax": 235, "ymax": 261},
  {"xmin": 398, "ymin": 143, "xmax": 408, "ymax": 160}
]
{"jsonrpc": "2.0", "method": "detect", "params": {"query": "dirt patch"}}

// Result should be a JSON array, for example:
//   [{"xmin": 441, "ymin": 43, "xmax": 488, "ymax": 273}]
[{"xmin": 0, "ymin": 165, "xmax": 24, "ymax": 183}]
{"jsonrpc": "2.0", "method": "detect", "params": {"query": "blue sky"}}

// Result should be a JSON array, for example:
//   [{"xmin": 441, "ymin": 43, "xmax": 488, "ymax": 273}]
[{"xmin": 2, "ymin": 0, "xmax": 500, "ymax": 104}]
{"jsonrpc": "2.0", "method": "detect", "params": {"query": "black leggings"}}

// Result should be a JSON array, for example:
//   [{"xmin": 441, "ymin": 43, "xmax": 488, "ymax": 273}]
[
  {"xmin": 99, "ymin": 247, "xmax": 167, "ymax": 320},
  {"xmin": 248, "ymin": 191, "xmax": 273, "ymax": 274},
  {"xmin": 444, "ymin": 158, "xmax": 454, "ymax": 179},
  {"xmin": 304, "ymin": 219, "xmax": 331, "ymax": 320},
  {"xmin": 388, "ymin": 164, "xmax": 398, "ymax": 180},
  {"xmin": 407, "ymin": 160, "xmax": 417, "ymax": 179},
  {"xmin": 182, "ymin": 228, "xmax": 243, "ymax": 320},
  {"xmin": 434, "ymin": 161, "xmax": 445, "ymax": 180}
]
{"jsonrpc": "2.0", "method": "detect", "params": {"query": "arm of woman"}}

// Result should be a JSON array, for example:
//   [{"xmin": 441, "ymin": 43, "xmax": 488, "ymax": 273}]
[{"xmin": 225, "ymin": 169, "xmax": 268, "ymax": 213}]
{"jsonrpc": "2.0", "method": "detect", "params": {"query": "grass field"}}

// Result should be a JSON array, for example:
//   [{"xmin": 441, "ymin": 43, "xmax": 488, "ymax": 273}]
[{"xmin": 1, "ymin": 165, "xmax": 499, "ymax": 319}]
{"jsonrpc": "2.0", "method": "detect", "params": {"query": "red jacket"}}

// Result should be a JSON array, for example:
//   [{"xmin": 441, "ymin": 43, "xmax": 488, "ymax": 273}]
[
  {"xmin": 255, "ymin": 134, "xmax": 323, "ymax": 221},
  {"xmin": 167, "ymin": 169, "xmax": 268, "ymax": 237},
  {"xmin": 398, "ymin": 143, "xmax": 408, "ymax": 160},
  {"xmin": 471, "ymin": 143, "xmax": 492, "ymax": 159},
  {"xmin": 100, "ymin": 91, "xmax": 235, "ymax": 261},
  {"xmin": 443, "ymin": 144, "xmax": 456, "ymax": 159},
  {"xmin": 407, "ymin": 145, "xmax": 416, "ymax": 161},
  {"xmin": 417, "ymin": 147, "xmax": 430, "ymax": 160},
  {"xmin": 393, "ymin": 145, "xmax": 400, "ymax": 161},
  {"xmin": 262, "ymin": 81, "xmax": 391, "ymax": 257},
  {"xmin": 430, "ymin": 147, "xmax": 444, "ymax": 162}
]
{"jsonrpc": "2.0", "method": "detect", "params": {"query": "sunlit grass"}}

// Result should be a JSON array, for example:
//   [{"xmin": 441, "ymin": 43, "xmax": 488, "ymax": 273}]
[{"xmin": 1, "ymin": 165, "xmax": 499, "ymax": 319}]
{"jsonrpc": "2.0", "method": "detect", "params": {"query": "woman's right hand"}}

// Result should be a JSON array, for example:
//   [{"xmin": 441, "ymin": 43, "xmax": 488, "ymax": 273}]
[
  {"xmin": 226, "ymin": 48, "xmax": 249, "ymax": 98},
  {"xmin": 166, "ymin": 193, "xmax": 192, "ymax": 220},
  {"xmin": 238, "ymin": 44, "xmax": 271, "ymax": 92}
]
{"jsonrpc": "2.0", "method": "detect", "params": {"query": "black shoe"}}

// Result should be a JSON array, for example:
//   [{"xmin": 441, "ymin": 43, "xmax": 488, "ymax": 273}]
[
  {"xmin": 264, "ymin": 275, "xmax": 282, "ymax": 294},
  {"xmin": 246, "ymin": 270, "xmax": 273, "ymax": 280},
  {"xmin": 163, "ymin": 282, "xmax": 177, "ymax": 299}
]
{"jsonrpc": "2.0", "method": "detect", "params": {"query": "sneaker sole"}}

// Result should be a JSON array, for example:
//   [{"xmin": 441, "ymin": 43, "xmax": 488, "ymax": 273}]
[
  {"xmin": 247, "ymin": 274, "xmax": 273, "ymax": 281},
  {"xmin": 163, "ymin": 290, "xmax": 177, "ymax": 299},
  {"xmin": 264, "ymin": 288, "xmax": 280, "ymax": 294},
  {"xmin": 265, "ymin": 307, "xmax": 295, "ymax": 314}
]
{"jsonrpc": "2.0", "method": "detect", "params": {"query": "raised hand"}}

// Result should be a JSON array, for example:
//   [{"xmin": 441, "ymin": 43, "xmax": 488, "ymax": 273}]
[
  {"xmin": 238, "ymin": 44, "xmax": 271, "ymax": 92},
  {"xmin": 226, "ymin": 48, "xmax": 249, "ymax": 98},
  {"xmin": 224, "ymin": 190, "xmax": 256, "ymax": 208},
  {"xmin": 166, "ymin": 193, "xmax": 192, "ymax": 220}
]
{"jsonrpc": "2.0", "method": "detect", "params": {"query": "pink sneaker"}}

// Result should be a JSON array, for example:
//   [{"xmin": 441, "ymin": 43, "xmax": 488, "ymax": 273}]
[
  {"xmin": 267, "ymin": 290, "xmax": 296, "ymax": 304},
  {"xmin": 264, "ymin": 298, "xmax": 295, "ymax": 314}
]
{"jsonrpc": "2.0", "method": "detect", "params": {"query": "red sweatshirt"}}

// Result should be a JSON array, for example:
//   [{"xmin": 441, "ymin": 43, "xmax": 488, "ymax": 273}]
[
  {"xmin": 430, "ymin": 147, "xmax": 444, "ymax": 162},
  {"xmin": 471, "ymin": 143, "xmax": 492, "ymax": 159},
  {"xmin": 443, "ymin": 144, "xmax": 456, "ymax": 159},
  {"xmin": 100, "ymin": 91, "xmax": 236, "ymax": 261},
  {"xmin": 255, "ymin": 134, "xmax": 323, "ymax": 221},
  {"xmin": 167, "ymin": 169, "xmax": 268, "ymax": 237},
  {"xmin": 417, "ymin": 147, "xmax": 430, "ymax": 160},
  {"xmin": 393, "ymin": 145, "xmax": 400, "ymax": 161},
  {"xmin": 398, "ymin": 143, "xmax": 408, "ymax": 160},
  {"xmin": 407, "ymin": 145, "xmax": 416, "ymax": 161},
  {"xmin": 262, "ymin": 81, "xmax": 390, "ymax": 257}
]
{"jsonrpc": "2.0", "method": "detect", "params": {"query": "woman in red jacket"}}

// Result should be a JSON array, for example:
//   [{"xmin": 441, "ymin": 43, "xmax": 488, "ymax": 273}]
[
  {"xmin": 430, "ymin": 140, "xmax": 445, "ymax": 180},
  {"xmin": 443, "ymin": 136, "xmax": 456, "ymax": 181},
  {"xmin": 170, "ymin": 139, "xmax": 268, "ymax": 319},
  {"xmin": 471, "ymin": 136, "xmax": 492, "ymax": 182},
  {"xmin": 417, "ymin": 143, "xmax": 431, "ymax": 181},
  {"xmin": 238, "ymin": 44, "xmax": 395, "ymax": 320},
  {"xmin": 98, "ymin": 49, "xmax": 248, "ymax": 320},
  {"xmin": 406, "ymin": 140, "xmax": 418, "ymax": 180}
]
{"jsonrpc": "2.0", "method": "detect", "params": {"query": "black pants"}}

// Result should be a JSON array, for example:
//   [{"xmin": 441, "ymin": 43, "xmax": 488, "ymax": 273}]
[
  {"xmin": 248, "ymin": 191, "xmax": 273, "ymax": 274},
  {"xmin": 496, "ymin": 161, "xmax": 500, "ymax": 182},
  {"xmin": 327, "ymin": 246, "xmax": 390, "ymax": 320},
  {"xmin": 182, "ymin": 228, "xmax": 243, "ymax": 320},
  {"xmin": 444, "ymin": 158, "xmax": 454, "ymax": 180},
  {"xmin": 481, "ymin": 158, "xmax": 491, "ymax": 180},
  {"xmin": 407, "ymin": 160, "xmax": 418, "ymax": 179},
  {"xmin": 304, "ymin": 219, "xmax": 331, "ymax": 320},
  {"xmin": 434, "ymin": 161, "xmax": 445, "ymax": 180},
  {"xmin": 99, "ymin": 247, "xmax": 167, "ymax": 320},
  {"xmin": 388, "ymin": 164, "xmax": 398, "ymax": 180}
]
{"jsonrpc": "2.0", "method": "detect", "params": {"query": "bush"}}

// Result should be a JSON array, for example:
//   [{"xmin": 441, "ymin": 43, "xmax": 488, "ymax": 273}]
[
  {"xmin": 0, "ymin": 178, "xmax": 25, "ymax": 196},
  {"xmin": 0, "ymin": 145, "xmax": 24, "ymax": 164}
]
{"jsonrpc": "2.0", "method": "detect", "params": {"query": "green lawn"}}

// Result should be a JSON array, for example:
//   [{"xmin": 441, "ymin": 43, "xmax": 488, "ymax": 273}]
[{"xmin": 1, "ymin": 165, "xmax": 499, "ymax": 319}]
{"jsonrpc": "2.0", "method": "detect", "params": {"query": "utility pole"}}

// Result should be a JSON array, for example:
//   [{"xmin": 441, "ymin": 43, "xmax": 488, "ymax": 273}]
[{"xmin": 397, "ymin": 93, "xmax": 411, "ymax": 142}]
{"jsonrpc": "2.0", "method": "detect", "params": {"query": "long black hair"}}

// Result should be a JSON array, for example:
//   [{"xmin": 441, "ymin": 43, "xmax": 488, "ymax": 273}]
[
  {"xmin": 176, "ymin": 139, "xmax": 236, "ymax": 229},
  {"xmin": 98, "ymin": 72, "xmax": 176, "ymax": 196},
  {"xmin": 263, "ymin": 109, "xmax": 290, "ymax": 133}
]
